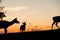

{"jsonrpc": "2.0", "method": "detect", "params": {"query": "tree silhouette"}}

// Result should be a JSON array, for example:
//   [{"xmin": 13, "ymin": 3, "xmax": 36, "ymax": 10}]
[{"xmin": 0, "ymin": 12, "xmax": 6, "ymax": 20}]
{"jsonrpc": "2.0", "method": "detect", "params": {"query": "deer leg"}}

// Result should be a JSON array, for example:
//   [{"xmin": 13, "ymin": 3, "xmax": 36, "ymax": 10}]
[
  {"xmin": 52, "ymin": 22, "xmax": 55, "ymax": 30},
  {"xmin": 0, "ymin": 18, "xmax": 2, "ymax": 20},
  {"xmin": 22, "ymin": 30, "xmax": 23, "ymax": 32},
  {"xmin": 55, "ymin": 22, "xmax": 59, "ymax": 29},
  {"xmin": 4, "ymin": 28, "xmax": 7, "ymax": 34}
]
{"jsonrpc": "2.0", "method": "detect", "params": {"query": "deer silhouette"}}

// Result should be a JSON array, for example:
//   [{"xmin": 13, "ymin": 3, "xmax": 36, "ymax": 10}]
[
  {"xmin": 20, "ymin": 22, "xmax": 26, "ymax": 32},
  {"xmin": 52, "ymin": 16, "xmax": 60, "ymax": 30},
  {"xmin": 0, "ymin": 17, "xmax": 20, "ymax": 34}
]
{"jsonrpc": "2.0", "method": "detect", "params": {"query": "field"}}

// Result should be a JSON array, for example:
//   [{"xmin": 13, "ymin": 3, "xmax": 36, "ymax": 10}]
[{"xmin": 0, "ymin": 29, "xmax": 60, "ymax": 40}]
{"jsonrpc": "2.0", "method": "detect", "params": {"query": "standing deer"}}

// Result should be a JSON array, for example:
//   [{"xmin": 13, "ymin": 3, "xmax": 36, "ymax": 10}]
[
  {"xmin": 20, "ymin": 22, "xmax": 26, "ymax": 32},
  {"xmin": 0, "ymin": 17, "xmax": 20, "ymax": 34},
  {"xmin": 52, "ymin": 16, "xmax": 60, "ymax": 30}
]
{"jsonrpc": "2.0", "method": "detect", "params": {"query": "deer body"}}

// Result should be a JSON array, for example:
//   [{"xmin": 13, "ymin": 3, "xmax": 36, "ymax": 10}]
[
  {"xmin": 0, "ymin": 21, "xmax": 13, "ymax": 28},
  {"xmin": 0, "ymin": 18, "xmax": 19, "ymax": 34},
  {"xmin": 52, "ymin": 16, "xmax": 60, "ymax": 30}
]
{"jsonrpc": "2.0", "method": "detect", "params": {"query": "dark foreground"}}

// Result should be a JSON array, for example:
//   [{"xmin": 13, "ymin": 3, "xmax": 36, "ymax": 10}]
[{"xmin": 0, "ymin": 29, "xmax": 60, "ymax": 40}]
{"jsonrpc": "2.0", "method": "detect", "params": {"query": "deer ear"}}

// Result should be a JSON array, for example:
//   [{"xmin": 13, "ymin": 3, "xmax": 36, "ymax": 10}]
[
  {"xmin": 15, "ymin": 17, "xmax": 17, "ymax": 19},
  {"xmin": 22, "ymin": 22, "xmax": 23, "ymax": 23},
  {"xmin": 16, "ymin": 17, "xmax": 17, "ymax": 19}
]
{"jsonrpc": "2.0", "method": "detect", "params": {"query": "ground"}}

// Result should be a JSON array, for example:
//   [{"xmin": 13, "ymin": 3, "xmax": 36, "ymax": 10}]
[{"xmin": 0, "ymin": 29, "xmax": 60, "ymax": 40}]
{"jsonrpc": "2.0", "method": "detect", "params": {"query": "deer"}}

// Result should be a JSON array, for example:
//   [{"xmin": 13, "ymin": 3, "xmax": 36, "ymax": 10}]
[
  {"xmin": 0, "ymin": 17, "xmax": 20, "ymax": 34},
  {"xmin": 20, "ymin": 22, "xmax": 26, "ymax": 32},
  {"xmin": 52, "ymin": 16, "xmax": 60, "ymax": 30}
]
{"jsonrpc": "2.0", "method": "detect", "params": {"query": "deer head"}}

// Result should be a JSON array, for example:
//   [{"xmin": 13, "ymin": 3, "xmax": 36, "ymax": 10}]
[{"xmin": 12, "ymin": 17, "xmax": 20, "ymax": 23}]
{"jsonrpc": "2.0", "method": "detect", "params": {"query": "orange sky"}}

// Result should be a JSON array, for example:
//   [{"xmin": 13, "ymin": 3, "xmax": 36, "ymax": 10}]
[{"xmin": 0, "ymin": 0, "xmax": 60, "ymax": 34}]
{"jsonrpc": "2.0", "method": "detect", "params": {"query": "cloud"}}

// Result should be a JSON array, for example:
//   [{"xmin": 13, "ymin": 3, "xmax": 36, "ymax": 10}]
[{"xmin": 5, "ymin": 6, "xmax": 29, "ymax": 11}]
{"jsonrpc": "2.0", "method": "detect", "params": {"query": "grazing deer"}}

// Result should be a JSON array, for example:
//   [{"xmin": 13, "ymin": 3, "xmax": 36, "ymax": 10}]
[
  {"xmin": 20, "ymin": 22, "xmax": 26, "ymax": 32},
  {"xmin": 0, "ymin": 17, "xmax": 20, "ymax": 34},
  {"xmin": 52, "ymin": 16, "xmax": 60, "ymax": 30}
]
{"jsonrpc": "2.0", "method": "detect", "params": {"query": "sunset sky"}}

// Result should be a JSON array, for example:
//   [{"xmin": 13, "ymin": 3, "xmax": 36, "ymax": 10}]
[{"xmin": 0, "ymin": 0, "xmax": 60, "ymax": 33}]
